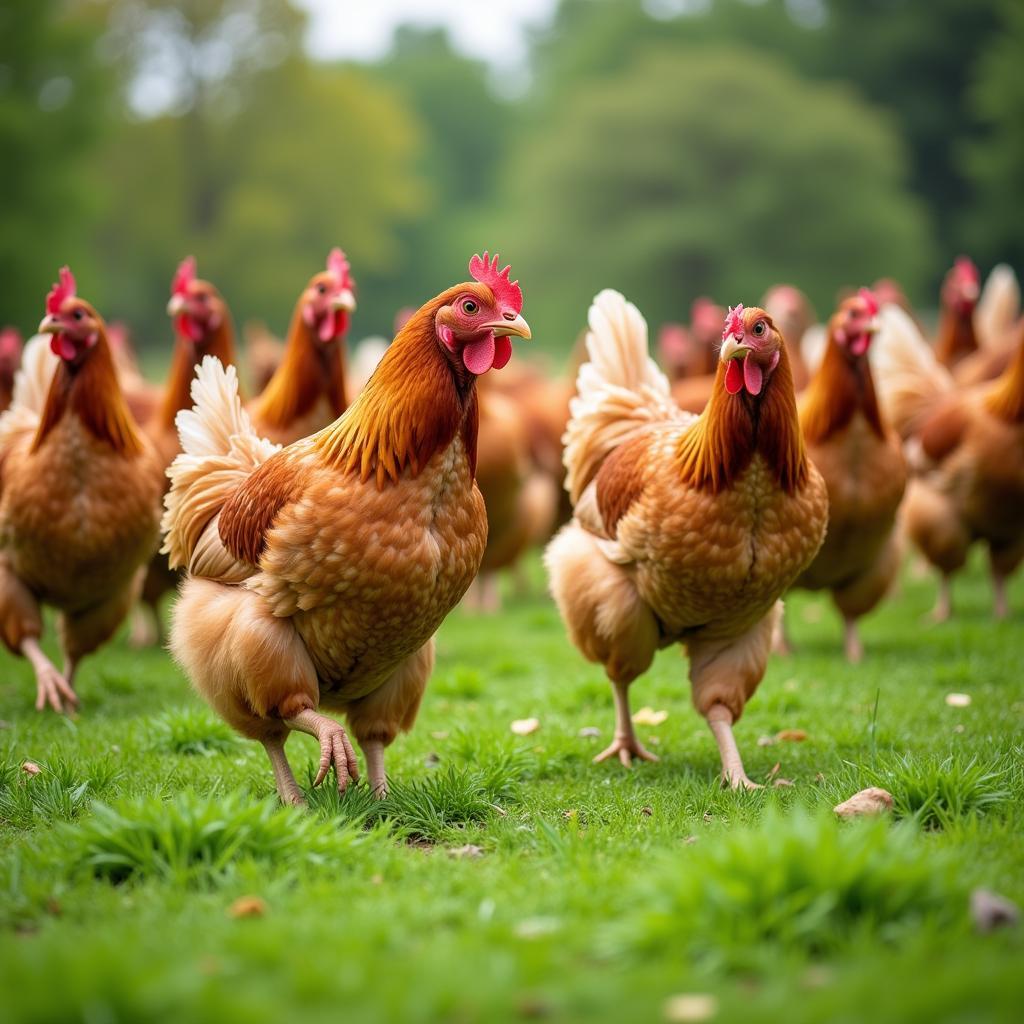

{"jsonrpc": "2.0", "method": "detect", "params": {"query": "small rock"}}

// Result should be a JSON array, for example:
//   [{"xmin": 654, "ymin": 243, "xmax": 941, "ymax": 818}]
[
  {"xmin": 228, "ymin": 896, "xmax": 266, "ymax": 919},
  {"xmin": 703, "ymin": 812, "xmax": 714, "ymax": 823},
  {"xmin": 448, "ymin": 844, "xmax": 484, "ymax": 860},
  {"xmin": 370, "ymin": 873, "xmax": 384, "ymax": 886},
  {"xmin": 970, "ymin": 888, "xmax": 1019, "ymax": 933},
  {"xmin": 641, "ymin": 806, "xmax": 653, "ymax": 817},
  {"xmin": 683, "ymin": 835, "xmax": 698, "ymax": 845},
  {"xmin": 757, "ymin": 735, "xmax": 776, "ymax": 747},
  {"xmin": 663, "ymin": 993, "xmax": 718, "ymax": 1022},
  {"xmin": 511, "ymin": 717, "xmax": 540, "ymax": 735},
  {"xmin": 834, "ymin": 787, "xmax": 893, "ymax": 819},
  {"xmin": 430, "ymin": 731, "xmax": 450, "ymax": 740},
  {"xmin": 21, "ymin": 761, "xmax": 41, "ymax": 777},
  {"xmin": 945, "ymin": 692, "xmax": 971, "ymax": 708},
  {"xmin": 632, "ymin": 707, "xmax": 668, "ymax": 726},
  {"xmin": 953, "ymin": 724, "xmax": 965, "ymax": 734},
  {"xmin": 775, "ymin": 729, "xmax": 808, "ymax": 742},
  {"xmin": 578, "ymin": 726, "xmax": 601, "ymax": 738}
]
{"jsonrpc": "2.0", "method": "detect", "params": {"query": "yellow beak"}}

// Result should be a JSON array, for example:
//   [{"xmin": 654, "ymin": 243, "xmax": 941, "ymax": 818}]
[
  {"xmin": 38, "ymin": 314, "xmax": 60, "ymax": 335},
  {"xmin": 167, "ymin": 294, "xmax": 186, "ymax": 317},
  {"xmin": 719, "ymin": 335, "xmax": 749, "ymax": 362},
  {"xmin": 332, "ymin": 289, "xmax": 357, "ymax": 312},
  {"xmin": 486, "ymin": 314, "xmax": 531, "ymax": 340}
]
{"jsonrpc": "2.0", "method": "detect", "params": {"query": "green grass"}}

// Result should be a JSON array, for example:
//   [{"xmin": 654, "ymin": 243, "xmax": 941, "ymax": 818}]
[{"xmin": 0, "ymin": 551, "xmax": 1022, "ymax": 1023}]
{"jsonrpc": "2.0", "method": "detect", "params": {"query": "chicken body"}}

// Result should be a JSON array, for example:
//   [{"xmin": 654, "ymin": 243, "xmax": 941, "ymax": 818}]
[
  {"xmin": 164, "ymin": 261, "xmax": 531, "ymax": 801},
  {"xmin": 546, "ymin": 292, "xmax": 827, "ymax": 787},
  {"xmin": 790, "ymin": 294, "xmax": 906, "ymax": 661},
  {"xmin": 0, "ymin": 286, "xmax": 163, "ymax": 712}
]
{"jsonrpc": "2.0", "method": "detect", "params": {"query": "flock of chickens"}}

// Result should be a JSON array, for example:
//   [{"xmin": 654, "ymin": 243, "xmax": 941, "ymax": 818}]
[{"xmin": 0, "ymin": 249, "xmax": 1020, "ymax": 800}]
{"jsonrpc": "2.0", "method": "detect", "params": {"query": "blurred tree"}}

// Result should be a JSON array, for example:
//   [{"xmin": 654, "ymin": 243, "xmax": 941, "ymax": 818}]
[
  {"xmin": 496, "ymin": 46, "xmax": 932, "ymax": 351},
  {"xmin": 86, "ymin": 1, "xmax": 427, "ymax": 346},
  {"xmin": 961, "ymin": 0, "xmax": 1024, "ymax": 271},
  {"xmin": 0, "ymin": 1, "xmax": 110, "ymax": 333},
  {"xmin": 367, "ymin": 28, "xmax": 511, "ymax": 323}
]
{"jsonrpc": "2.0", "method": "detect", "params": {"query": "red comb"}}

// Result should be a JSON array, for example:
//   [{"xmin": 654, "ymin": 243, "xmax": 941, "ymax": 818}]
[
  {"xmin": 469, "ymin": 252, "xmax": 522, "ymax": 314},
  {"xmin": 954, "ymin": 256, "xmax": 979, "ymax": 284},
  {"xmin": 722, "ymin": 304, "xmax": 745, "ymax": 340},
  {"xmin": 46, "ymin": 266, "xmax": 76, "ymax": 315},
  {"xmin": 172, "ymin": 256, "xmax": 196, "ymax": 297},
  {"xmin": 327, "ymin": 247, "xmax": 353, "ymax": 290},
  {"xmin": 857, "ymin": 287, "xmax": 880, "ymax": 316}
]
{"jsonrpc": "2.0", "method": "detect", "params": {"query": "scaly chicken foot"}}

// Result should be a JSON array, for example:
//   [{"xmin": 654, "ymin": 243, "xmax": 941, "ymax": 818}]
[
  {"xmin": 594, "ymin": 679, "xmax": 660, "ymax": 767},
  {"xmin": 361, "ymin": 739, "xmax": 388, "ymax": 798},
  {"xmin": 991, "ymin": 572, "xmax": 1009, "ymax": 621},
  {"xmin": 929, "ymin": 576, "xmax": 952, "ymax": 623},
  {"xmin": 285, "ymin": 709, "xmax": 360, "ymax": 792},
  {"xmin": 263, "ymin": 735, "xmax": 306, "ymax": 806},
  {"xmin": 706, "ymin": 703, "xmax": 762, "ymax": 791},
  {"xmin": 843, "ymin": 618, "xmax": 864, "ymax": 664},
  {"xmin": 22, "ymin": 637, "xmax": 78, "ymax": 714}
]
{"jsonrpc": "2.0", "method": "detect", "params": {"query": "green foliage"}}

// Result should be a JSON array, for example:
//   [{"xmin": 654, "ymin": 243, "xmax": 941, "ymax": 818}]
[
  {"xmin": 0, "ymin": 1, "xmax": 111, "ymax": 333},
  {"xmin": 611, "ymin": 809, "xmax": 960, "ymax": 967},
  {"xmin": 148, "ymin": 705, "xmax": 240, "ymax": 756},
  {"xmin": 0, "ymin": 753, "xmax": 119, "ymax": 829},
  {"xmin": 63, "ymin": 790, "xmax": 370, "ymax": 885},
  {"xmin": 499, "ymin": 45, "xmax": 932, "ymax": 349}
]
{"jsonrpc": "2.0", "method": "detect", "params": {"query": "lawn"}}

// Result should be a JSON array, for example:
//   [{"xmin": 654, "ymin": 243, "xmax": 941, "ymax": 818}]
[{"xmin": 1, "ymin": 553, "xmax": 1022, "ymax": 1024}]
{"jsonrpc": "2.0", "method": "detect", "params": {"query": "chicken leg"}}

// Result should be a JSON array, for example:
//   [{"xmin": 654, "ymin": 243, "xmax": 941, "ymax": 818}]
[
  {"xmin": 263, "ymin": 735, "xmax": 305, "ymax": 806},
  {"xmin": 22, "ymin": 637, "xmax": 77, "ymax": 714},
  {"xmin": 285, "ymin": 709, "xmax": 360, "ymax": 792},
  {"xmin": 361, "ymin": 739, "xmax": 387, "ymax": 797},
  {"xmin": 594, "ymin": 679, "xmax": 659, "ymax": 767},
  {"xmin": 706, "ymin": 703, "xmax": 761, "ymax": 790}
]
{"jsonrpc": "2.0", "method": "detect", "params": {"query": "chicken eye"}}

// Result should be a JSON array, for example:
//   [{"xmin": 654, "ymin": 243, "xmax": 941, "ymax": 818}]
[
  {"xmin": 316, "ymin": 284, "xmax": 327, "ymax": 295},
  {"xmin": 462, "ymin": 300, "xmax": 478, "ymax": 315},
  {"xmin": 72, "ymin": 309, "xmax": 84, "ymax": 321},
  {"xmin": 752, "ymin": 320, "xmax": 766, "ymax": 337}
]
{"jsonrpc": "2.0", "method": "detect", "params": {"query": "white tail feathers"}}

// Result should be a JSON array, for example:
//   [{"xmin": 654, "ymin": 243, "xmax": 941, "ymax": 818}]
[
  {"xmin": 870, "ymin": 304, "xmax": 953, "ymax": 438},
  {"xmin": 162, "ymin": 356, "xmax": 279, "ymax": 570},
  {"xmin": 563, "ymin": 289, "xmax": 688, "ymax": 503},
  {"xmin": 976, "ymin": 263, "xmax": 1020, "ymax": 351},
  {"xmin": 0, "ymin": 334, "xmax": 59, "ymax": 451}
]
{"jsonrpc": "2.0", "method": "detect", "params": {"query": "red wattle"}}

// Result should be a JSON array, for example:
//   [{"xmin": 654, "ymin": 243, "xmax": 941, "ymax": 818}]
[
  {"xmin": 50, "ymin": 334, "xmax": 77, "ymax": 361},
  {"xmin": 177, "ymin": 314, "xmax": 203, "ymax": 342},
  {"xmin": 743, "ymin": 357, "xmax": 763, "ymax": 396},
  {"xmin": 462, "ymin": 333, "xmax": 496, "ymax": 375},
  {"xmin": 725, "ymin": 358, "xmax": 744, "ymax": 394},
  {"xmin": 492, "ymin": 336, "xmax": 513, "ymax": 370}
]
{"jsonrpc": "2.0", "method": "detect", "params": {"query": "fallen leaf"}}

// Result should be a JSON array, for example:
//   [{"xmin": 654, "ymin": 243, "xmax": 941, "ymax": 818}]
[
  {"xmin": 430, "ymin": 731, "xmax": 450, "ymax": 740},
  {"xmin": 970, "ymin": 888, "xmax": 1020, "ymax": 933},
  {"xmin": 21, "ymin": 761, "xmax": 41, "ymax": 776},
  {"xmin": 834, "ymin": 787, "xmax": 893, "ymax": 819},
  {"xmin": 641, "ymin": 806, "xmax": 653, "ymax": 817},
  {"xmin": 663, "ymin": 993, "xmax": 718, "ymax": 1022},
  {"xmin": 767, "ymin": 762, "xmax": 781, "ymax": 779},
  {"xmin": 632, "ymin": 707, "xmax": 668, "ymax": 726},
  {"xmin": 578, "ymin": 726, "xmax": 601, "ymax": 738},
  {"xmin": 953, "ymin": 724, "xmax": 965, "ymax": 734},
  {"xmin": 775, "ymin": 729, "xmax": 808, "ymax": 742},
  {"xmin": 511, "ymin": 717, "xmax": 540, "ymax": 735},
  {"xmin": 424, "ymin": 752, "xmax": 441, "ymax": 767},
  {"xmin": 773, "ymin": 777, "xmax": 794, "ymax": 788},
  {"xmin": 448, "ymin": 844, "xmax": 484, "ymax": 860},
  {"xmin": 683, "ymin": 835, "xmax": 698, "ymax": 845},
  {"xmin": 370, "ymin": 874, "xmax": 384, "ymax": 886},
  {"xmin": 757, "ymin": 735, "xmax": 776, "ymax": 747},
  {"xmin": 228, "ymin": 896, "xmax": 266, "ymax": 919},
  {"xmin": 945, "ymin": 693, "xmax": 971, "ymax": 708}
]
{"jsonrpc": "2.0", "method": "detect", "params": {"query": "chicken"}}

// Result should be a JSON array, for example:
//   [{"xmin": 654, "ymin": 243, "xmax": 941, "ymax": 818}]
[
  {"xmin": 468, "ymin": 378, "xmax": 560, "ymax": 611},
  {"xmin": 658, "ymin": 298, "xmax": 723, "ymax": 385},
  {"xmin": 243, "ymin": 320, "xmax": 285, "ymax": 394},
  {"xmin": 545, "ymin": 292, "xmax": 827, "ymax": 788},
  {"xmin": 162, "ymin": 254, "xmax": 531, "ymax": 802},
  {"xmin": 787, "ymin": 290, "xmax": 906, "ymax": 662},
  {"xmin": 0, "ymin": 328, "xmax": 23, "ymax": 414},
  {"xmin": 762, "ymin": 284, "xmax": 813, "ymax": 390},
  {"xmin": 129, "ymin": 257, "xmax": 240, "ymax": 647},
  {"xmin": 669, "ymin": 299, "xmax": 727, "ymax": 413},
  {"xmin": 935, "ymin": 257, "xmax": 981, "ymax": 370},
  {"xmin": 955, "ymin": 263, "xmax": 1021, "ymax": 386},
  {"xmin": 248, "ymin": 249, "xmax": 357, "ymax": 446},
  {"xmin": 106, "ymin": 321, "xmax": 162, "ymax": 426},
  {"xmin": 872, "ymin": 306, "xmax": 1024, "ymax": 620},
  {"xmin": 0, "ymin": 269, "xmax": 163, "ymax": 711}
]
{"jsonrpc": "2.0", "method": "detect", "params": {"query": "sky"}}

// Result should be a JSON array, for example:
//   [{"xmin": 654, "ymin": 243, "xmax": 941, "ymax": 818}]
[{"xmin": 294, "ymin": 0, "xmax": 559, "ymax": 78}]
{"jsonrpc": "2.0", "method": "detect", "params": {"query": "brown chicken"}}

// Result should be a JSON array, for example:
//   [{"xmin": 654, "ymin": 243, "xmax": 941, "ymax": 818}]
[
  {"xmin": 0, "ymin": 328, "xmax": 23, "ymax": 414},
  {"xmin": 0, "ymin": 269, "xmax": 163, "ymax": 711},
  {"xmin": 248, "ymin": 249, "xmax": 357, "ymax": 446},
  {"xmin": 955, "ymin": 262, "xmax": 1021, "ymax": 386},
  {"xmin": 163, "ymin": 254, "xmax": 531, "ymax": 802},
  {"xmin": 788, "ymin": 290, "xmax": 906, "ymax": 662},
  {"xmin": 129, "ymin": 258, "xmax": 239, "ymax": 646},
  {"xmin": 872, "ymin": 298, "xmax": 1024, "ymax": 620},
  {"xmin": 762, "ymin": 284, "xmax": 813, "ymax": 390},
  {"xmin": 545, "ymin": 291, "xmax": 827, "ymax": 788},
  {"xmin": 935, "ymin": 257, "xmax": 981, "ymax": 370}
]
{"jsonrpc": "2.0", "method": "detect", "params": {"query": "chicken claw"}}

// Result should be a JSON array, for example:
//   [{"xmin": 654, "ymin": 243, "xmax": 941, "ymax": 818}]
[
  {"xmin": 286, "ymin": 709, "xmax": 360, "ymax": 792},
  {"xmin": 22, "ymin": 638, "xmax": 78, "ymax": 714},
  {"xmin": 593, "ymin": 735, "xmax": 660, "ymax": 767},
  {"xmin": 721, "ymin": 769, "xmax": 763, "ymax": 791}
]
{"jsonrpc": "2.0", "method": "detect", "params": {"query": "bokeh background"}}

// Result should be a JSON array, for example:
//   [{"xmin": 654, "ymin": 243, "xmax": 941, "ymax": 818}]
[{"xmin": 2, "ymin": 0, "xmax": 1021, "ymax": 357}]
